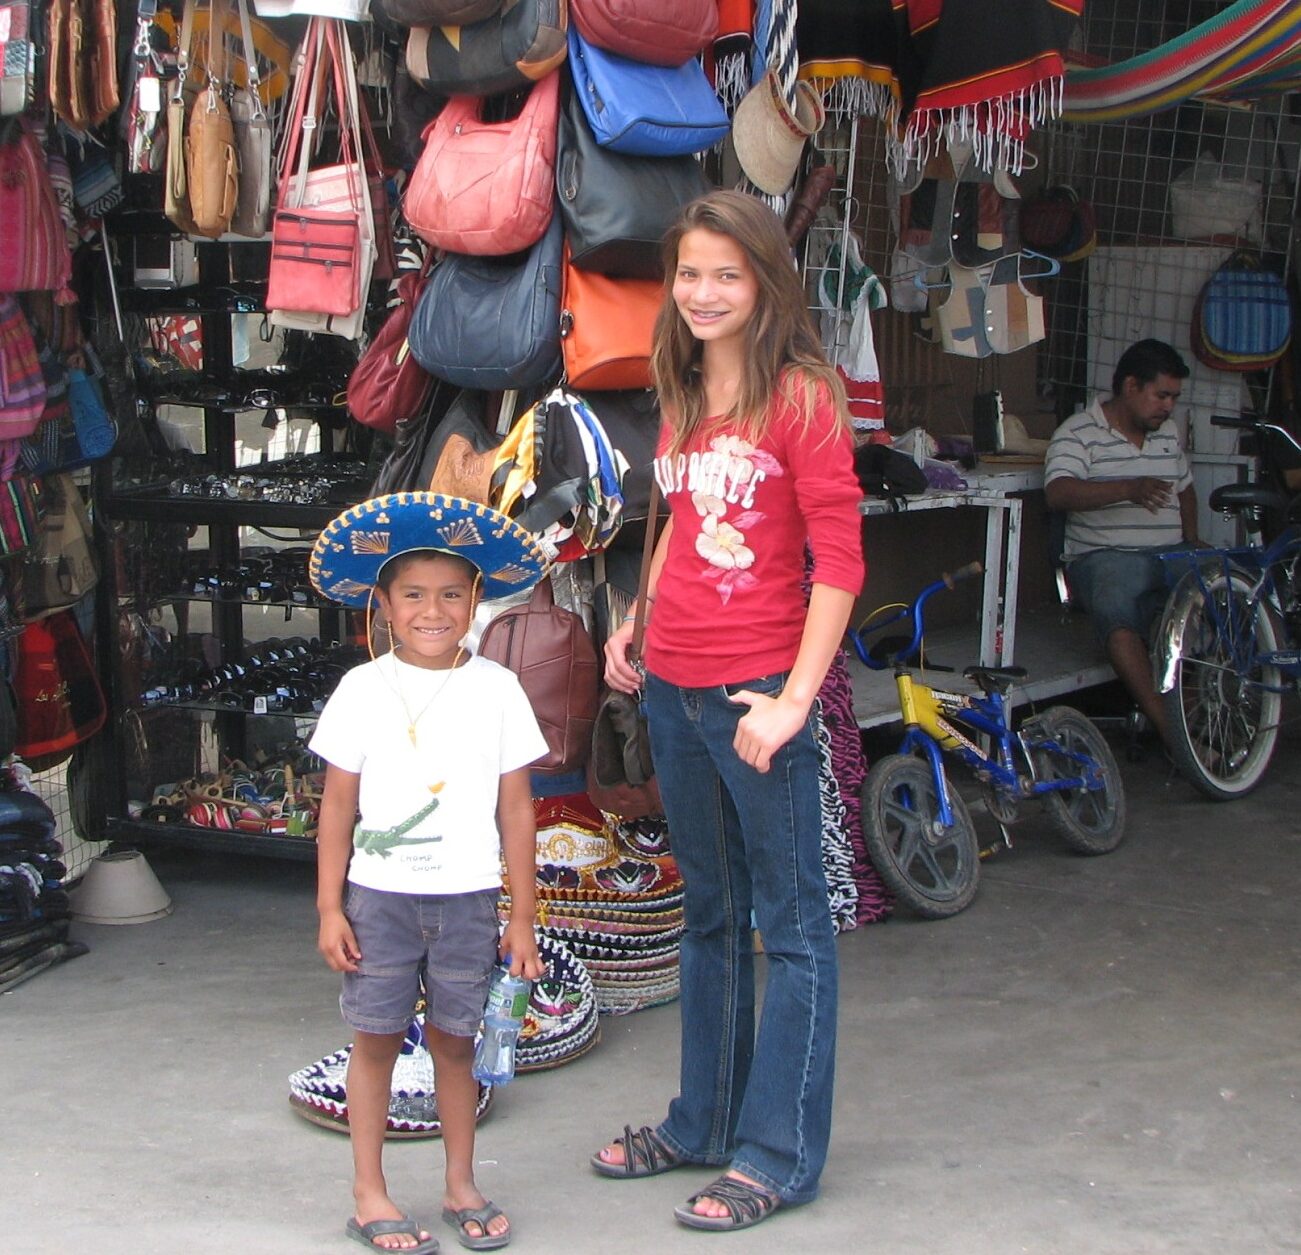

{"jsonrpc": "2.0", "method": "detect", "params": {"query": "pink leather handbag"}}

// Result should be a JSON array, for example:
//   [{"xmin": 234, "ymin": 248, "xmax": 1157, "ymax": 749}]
[{"xmin": 403, "ymin": 71, "xmax": 560, "ymax": 257}]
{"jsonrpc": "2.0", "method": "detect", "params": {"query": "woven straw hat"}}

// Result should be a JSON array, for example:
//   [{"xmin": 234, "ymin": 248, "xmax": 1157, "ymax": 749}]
[{"xmin": 732, "ymin": 71, "xmax": 825, "ymax": 195}]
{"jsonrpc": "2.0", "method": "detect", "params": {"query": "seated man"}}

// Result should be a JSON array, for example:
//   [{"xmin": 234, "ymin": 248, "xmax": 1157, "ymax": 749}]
[{"xmin": 1044, "ymin": 339, "xmax": 1202, "ymax": 746}]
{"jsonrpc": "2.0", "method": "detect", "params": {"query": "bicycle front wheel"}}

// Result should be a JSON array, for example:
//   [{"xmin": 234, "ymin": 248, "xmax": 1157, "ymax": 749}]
[
  {"xmin": 1024, "ymin": 707, "xmax": 1127, "ymax": 855},
  {"xmin": 1161, "ymin": 569, "xmax": 1282, "ymax": 800},
  {"xmin": 861, "ymin": 754, "xmax": 979, "ymax": 919}
]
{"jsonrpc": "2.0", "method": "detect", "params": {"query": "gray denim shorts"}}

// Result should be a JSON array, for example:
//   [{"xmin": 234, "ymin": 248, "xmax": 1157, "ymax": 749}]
[{"xmin": 340, "ymin": 883, "xmax": 500, "ymax": 1038}]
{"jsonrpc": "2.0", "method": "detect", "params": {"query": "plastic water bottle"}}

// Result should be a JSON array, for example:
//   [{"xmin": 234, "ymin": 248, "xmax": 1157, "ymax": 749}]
[{"xmin": 471, "ymin": 965, "xmax": 531, "ymax": 1086}]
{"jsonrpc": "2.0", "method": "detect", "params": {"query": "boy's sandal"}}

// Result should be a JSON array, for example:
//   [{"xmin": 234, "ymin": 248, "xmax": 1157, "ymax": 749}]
[
  {"xmin": 441, "ymin": 1202, "xmax": 510, "ymax": 1251},
  {"xmin": 345, "ymin": 1214, "xmax": 440, "ymax": 1255},
  {"xmin": 590, "ymin": 1124, "xmax": 685, "ymax": 1179},
  {"xmin": 673, "ymin": 1175, "xmax": 782, "ymax": 1232}
]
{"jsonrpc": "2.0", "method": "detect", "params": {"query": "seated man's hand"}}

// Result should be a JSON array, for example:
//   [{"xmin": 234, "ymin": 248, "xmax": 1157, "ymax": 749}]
[{"xmin": 1126, "ymin": 476, "xmax": 1173, "ymax": 513}]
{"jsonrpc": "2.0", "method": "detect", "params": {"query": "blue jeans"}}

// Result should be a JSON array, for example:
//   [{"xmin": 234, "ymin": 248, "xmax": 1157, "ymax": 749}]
[
  {"xmin": 644, "ymin": 670, "xmax": 837, "ymax": 1205},
  {"xmin": 1067, "ymin": 545, "xmax": 1183, "ymax": 643}
]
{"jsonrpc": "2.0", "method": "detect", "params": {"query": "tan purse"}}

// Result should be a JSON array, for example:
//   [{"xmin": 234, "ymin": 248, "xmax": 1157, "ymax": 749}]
[
  {"xmin": 164, "ymin": 0, "xmax": 198, "ymax": 234},
  {"xmin": 186, "ymin": 0, "xmax": 239, "ymax": 239},
  {"xmin": 230, "ymin": 0, "xmax": 273, "ymax": 237}
]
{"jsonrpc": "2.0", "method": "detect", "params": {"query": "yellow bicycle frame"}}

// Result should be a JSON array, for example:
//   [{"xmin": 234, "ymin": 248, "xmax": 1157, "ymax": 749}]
[{"xmin": 894, "ymin": 672, "xmax": 966, "ymax": 751}]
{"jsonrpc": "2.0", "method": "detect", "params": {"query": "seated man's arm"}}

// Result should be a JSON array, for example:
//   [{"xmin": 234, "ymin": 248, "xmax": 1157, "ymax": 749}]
[{"xmin": 1044, "ymin": 474, "xmax": 1173, "ymax": 514}]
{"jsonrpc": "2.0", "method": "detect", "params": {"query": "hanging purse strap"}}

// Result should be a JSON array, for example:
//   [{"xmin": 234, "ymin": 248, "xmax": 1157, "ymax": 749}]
[
  {"xmin": 629, "ymin": 476, "xmax": 660, "ymax": 664},
  {"xmin": 235, "ymin": 0, "xmax": 268, "ymax": 122},
  {"xmin": 172, "ymin": 0, "xmax": 195, "ymax": 106}
]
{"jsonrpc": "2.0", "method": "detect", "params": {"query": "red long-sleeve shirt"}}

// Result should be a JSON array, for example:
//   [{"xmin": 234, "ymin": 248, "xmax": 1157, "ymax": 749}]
[{"xmin": 643, "ymin": 384, "xmax": 866, "ymax": 688}]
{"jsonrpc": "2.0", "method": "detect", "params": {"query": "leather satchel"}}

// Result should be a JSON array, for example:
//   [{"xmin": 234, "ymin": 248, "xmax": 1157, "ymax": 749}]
[
  {"xmin": 346, "ymin": 256, "xmax": 435, "ymax": 433},
  {"xmin": 560, "ymin": 246, "xmax": 660, "ymax": 390},
  {"xmin": 186, "ymin": 30, "xmax": 240, "ymax": 241},
  {"xmin": 405, "ymin": 71, "xmax": 561, "ymax": 256},
  {"xmin": 567, "ymin": 27, "xmax": 729, "ymax": 157},
  {"xmin": 570, "ymin": 0, "xmax": 716, "ymax": 67},
  {"xmin": 478, "ymin": 575, "xmax": 599, "ymax": 776},
  {"xmin": 405, "ymin": 0, "xmax": 568, "ymax": 97},
  {"xmin": 49, "ymin": 0, "xmax": 119, "ymax": 131},
  {"xmin": 378, "ymin": 0, "xmax": 504, "ymax": 25},
  {"xmin": 557, "ymin": 85, "xmax": 710, "ymax": 279},
  {"xmin": 408, "ymin": 211, "xmax": 564, "ymax": 391},
  {"xmin": 230, "ymin": 0, "xmax": 273, "ymax": 238}
]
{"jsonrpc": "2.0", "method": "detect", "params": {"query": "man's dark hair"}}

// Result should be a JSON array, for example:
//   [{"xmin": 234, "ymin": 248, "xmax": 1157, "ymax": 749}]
[{"xmin": 1112, "ymin": 339, "xmax": 1190, "ymax": 398}]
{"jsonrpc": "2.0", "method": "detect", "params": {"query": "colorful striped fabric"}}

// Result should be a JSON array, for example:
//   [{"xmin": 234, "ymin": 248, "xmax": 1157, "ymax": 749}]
[
  {"xmin": 1063, "ymin": 0, "xmax": 1301, "ymax": 122},
  {"xmin": 0, "ymin": 295, "xmax": 46, "ymax": 439}
]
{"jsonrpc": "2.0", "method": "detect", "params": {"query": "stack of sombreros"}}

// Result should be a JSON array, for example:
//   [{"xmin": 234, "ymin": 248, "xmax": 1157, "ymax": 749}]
[{"xmin": 505, "ymin": 794, "xmax": 683, "ymax": 1015}]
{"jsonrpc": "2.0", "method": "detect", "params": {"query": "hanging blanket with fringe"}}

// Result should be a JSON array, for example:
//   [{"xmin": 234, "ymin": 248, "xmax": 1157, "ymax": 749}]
[
  {"xmin": 1063, "ymin": 0, "xmax": 1301, "ymax": 123},
  {"xmin": 796, "ymin": 0, "xmax": 913, "ymax": 123}
]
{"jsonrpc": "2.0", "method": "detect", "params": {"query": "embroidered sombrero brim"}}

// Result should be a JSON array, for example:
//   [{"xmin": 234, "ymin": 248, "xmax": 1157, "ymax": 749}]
[
  {"xmin": 310, "ymin": 492, "xmax": 550, "ymax": 607},
  {"xmin": 517, "ymin": 934, "xmax": 601, "ymax": 1072},
  {"xmin": 288, "ymin": 1016, "xmax": 494, "ymax": 1138}
]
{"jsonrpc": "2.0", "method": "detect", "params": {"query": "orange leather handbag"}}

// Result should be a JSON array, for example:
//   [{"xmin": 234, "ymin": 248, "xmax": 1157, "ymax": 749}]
[{"xmin": 559, "ymin": 249, "xmax": 661, "ymax": 391}]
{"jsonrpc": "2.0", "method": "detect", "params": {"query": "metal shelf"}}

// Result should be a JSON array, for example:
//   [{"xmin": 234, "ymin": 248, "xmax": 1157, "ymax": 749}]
[
  {"xmin": 101, "ymin": 491, "xmax": 344, "ymax": 529},
  {"xmin": 107, "ymin": 817, "xmax": 317, "ymax": 862}
]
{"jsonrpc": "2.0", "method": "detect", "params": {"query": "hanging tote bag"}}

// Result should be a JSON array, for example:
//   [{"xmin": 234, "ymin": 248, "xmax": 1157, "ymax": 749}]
[
  {"xmin": 0, "ymin": 0, "xmax": 38, "ymax": 118},
  {"xmin": 230, "ymin": 0, "xmax": 274, "ymax": 238},
  {"xmin": 12, "ymin": 607, "xmax": 107, "ymax": 768},
  {"xmin": 569, "ymin": 0, "xmax": 716, "ymax": 67},
  {"xmin": 48, "ymin": 0, "xmax": 119, "ymax": 131},
  {"xmin": 266, "ymin": 19, "xmax": 375, "ymax": 341},
  {"xmin": 346, "ymin": 255, "xmax": 436, "ymax": 433},
  {"xmin": 0, "ymin": 123, "xmax": 74, "ymax": 297},
  {"xmin": 164, "ymin": 0, "xmax": 200, "ymax": 234},
  {"xmin": 404, "ymin": 71, "xmax": 561, "ymax": 256},
  {"xmin": 408, "ymin": 211, "xmax": 564, "ymax": 391},
  {"xmin": 560, "ymin": 247, "xmax": 660, "ymax": 390},
  {"xmin": 556, "ymin": 86, "xmax": 710, "ymax": 279},
  {"xmin": 186, "ymin": 0, "xmax": 240, "ymax": 239},
  {"xmin": 404, "ymin": 0, "xmax": 568, "ymax": 97},
  {"xmin": 21, "ymin": 470, "xmax": 99, "ymax": 620},
  {"xmin": 567, "ymin": 27, "xmax": 729, "ymax": 157}
]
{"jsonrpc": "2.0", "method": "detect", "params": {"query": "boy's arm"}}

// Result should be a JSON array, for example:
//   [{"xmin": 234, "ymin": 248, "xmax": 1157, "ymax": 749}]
[
  {"xmin": 317, "ymin": 763, "xmax": 362, "ymax": 972},
  {"xmin": 497, "ymin": 765, "xmax": 545, "ymax": 980}
]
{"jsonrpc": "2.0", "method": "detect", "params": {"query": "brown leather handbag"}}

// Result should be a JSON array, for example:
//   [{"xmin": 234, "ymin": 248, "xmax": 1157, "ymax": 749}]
[
  {"xmin": 186, "ymin": 0, "xmax": 240, "ymax": 240},
  {"xmin": 570, "ymin": 0, "xmax": 716, "ymax": 67},
  {"xmin": 48, "ymin": 0, "xmax": 120, "ymax": 130},
  {"xmin": 560, "ymin": 248, "xmax": 661, "ymax": 391},
  {"xmin": 478, "ymin": 576, "xmax": 600, "ymax": 777}
]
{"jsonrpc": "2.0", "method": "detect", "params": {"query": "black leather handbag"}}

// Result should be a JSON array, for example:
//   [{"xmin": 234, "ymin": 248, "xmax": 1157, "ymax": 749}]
[
  {"xmin": 408, "ymin": 212, "xmax": 564, "ymax": 391},
  {"xmin": 556, "ymin": 85, "xmax": 712, "ymax": 279},
  {"xmin": 404, "ymin": 0, "xmax": 568, "ymax": 97}
]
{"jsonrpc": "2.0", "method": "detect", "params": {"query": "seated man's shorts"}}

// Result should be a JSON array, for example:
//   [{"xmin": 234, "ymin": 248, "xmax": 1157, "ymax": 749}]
[
  {"xmin": 340, "ymin": 883, "xmax": 500, "ymax": 1038},
  {"xmin": 1066, "ymin": 546, "xmax": 1174, "ymax": 643}
]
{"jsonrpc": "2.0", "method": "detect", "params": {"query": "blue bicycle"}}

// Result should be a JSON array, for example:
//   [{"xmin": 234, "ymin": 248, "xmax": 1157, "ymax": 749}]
[
  {"xmin": 847, "ymin": 564, "xmax": 1126, "ymax": 918},
  {"xmin": 1153, "ymin": 414, "xmax": 1301, "ymax": 800}
]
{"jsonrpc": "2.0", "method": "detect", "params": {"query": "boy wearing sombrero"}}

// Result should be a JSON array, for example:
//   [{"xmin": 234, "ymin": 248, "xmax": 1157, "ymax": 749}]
[{"xmin": 309, "ymin": 493, "xmax": 550, "ymax": 1253}]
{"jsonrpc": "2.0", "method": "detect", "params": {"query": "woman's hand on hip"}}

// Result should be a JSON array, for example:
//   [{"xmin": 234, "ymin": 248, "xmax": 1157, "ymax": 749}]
[
  {"xmin": 603, "ymin": 619, "xmax": 641, "ymax": 694},
  {"xmin": 729, "ymin": 690, "xmax": 810, "ymax": 774}
]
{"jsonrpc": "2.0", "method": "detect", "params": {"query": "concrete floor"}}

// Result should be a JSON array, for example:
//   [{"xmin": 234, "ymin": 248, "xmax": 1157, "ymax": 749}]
[{"xmin": 2, "ymin": 728, "xmax": 1299, "ymax": 1255}]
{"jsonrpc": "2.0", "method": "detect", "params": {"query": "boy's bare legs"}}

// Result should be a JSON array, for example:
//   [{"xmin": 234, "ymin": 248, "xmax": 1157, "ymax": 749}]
[
  {"xmin": 348, "ymin": 1029, "xmax": 433, "ymax": 1251},
  {"xmin": 425, "ymin": 1024, "xmax": 510, "ymax": 1243}
]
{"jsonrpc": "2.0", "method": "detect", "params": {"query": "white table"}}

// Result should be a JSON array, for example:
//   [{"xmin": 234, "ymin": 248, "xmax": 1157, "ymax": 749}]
[{"xmin": 860, "ymin": 462, "xmax": 1043, "ymax": 666}]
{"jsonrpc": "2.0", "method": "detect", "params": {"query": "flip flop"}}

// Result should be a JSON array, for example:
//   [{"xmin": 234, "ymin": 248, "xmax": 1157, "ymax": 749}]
[
  {"xmin": 590, "ymin": 1124, "xmax": 685, "ymax": 1179},
  {"xmin": 673, "ymin": 1175, "xmax": 781, "ymax": 1232},
  {"xmin": 441, "ymin": 1202, "xmax": 510, "ymax": 1251},
  {"xmin": 345, "ymin": 1214, "xmax": 440, "ymax": 1254}
]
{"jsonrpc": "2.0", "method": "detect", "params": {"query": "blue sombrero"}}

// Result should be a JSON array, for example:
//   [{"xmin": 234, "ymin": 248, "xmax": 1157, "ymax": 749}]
[{"xmin": 310, "ymin": 492, "xmax": 550, "ymax": 607}]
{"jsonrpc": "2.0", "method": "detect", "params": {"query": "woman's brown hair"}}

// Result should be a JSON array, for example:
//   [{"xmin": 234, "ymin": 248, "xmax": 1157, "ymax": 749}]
[{"xmin": 650, "ymin": 190, "xmax": 849, "ymax": 457}]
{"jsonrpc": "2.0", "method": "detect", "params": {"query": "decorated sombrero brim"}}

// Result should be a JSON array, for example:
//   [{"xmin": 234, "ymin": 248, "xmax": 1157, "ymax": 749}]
[
  {"xmin": 517, "ymin": 933, "xmax": 601, "ymax": 1072},
  {"xmin": 309, "ymin": 492, "xmax": 550, "ymax": 607},
  {"xmin": 288, "ymin": 1016, "xmax": 494, "ymax": 1138}
]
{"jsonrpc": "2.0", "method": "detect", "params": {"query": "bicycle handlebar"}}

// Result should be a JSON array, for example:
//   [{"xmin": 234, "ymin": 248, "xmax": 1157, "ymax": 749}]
[
  {"xmin": 1210, "ymin": 413, "xmax": 1301, "ymax": 458},
  {"xmin": 848, "ymin": 562, "xmax": 985, "ymax": 670}
]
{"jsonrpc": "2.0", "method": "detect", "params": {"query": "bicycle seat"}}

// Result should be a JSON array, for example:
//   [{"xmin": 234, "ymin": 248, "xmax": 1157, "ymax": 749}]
[
  {"xmin": 1209, "ymin": 483, "xmax": 1290, "ymax": 515},
  {"xmin": 963, "ymin": 664, "xmax": 1027, "ymax": 693}
]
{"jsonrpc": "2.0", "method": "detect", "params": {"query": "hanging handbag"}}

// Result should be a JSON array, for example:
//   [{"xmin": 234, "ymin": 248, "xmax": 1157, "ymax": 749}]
[
  {"xmin": 1193, "ymin": 251, "xmax": 1293, "ymax": 372},
  {"xmin": 186, "ymin": 0, "xmax": 240, "ymax": 239},
  {"xmin": 164, "ymin": 0, "xmax": 200, "ymax": 234},
  {"xmin": 567, "ymin": 27, "xmax": 729, "ymax": 157},
  {"xmin": 0, "ymin": 123, "xmax": 74, "ymax": 297},
  {"xmin": 587, "ymin": 477, "xmax": 661, "ymax": 817},
  {"xmin": 570, "ymin": 0, "xmax": 716, "ymax": 67},
  {"xmin": 557, "ymin": 85, "xmax": 711, "ymax": 279},
  {"xmin": 378, "ymin": 0, "xmax": 504, "ymax": 24},
  {"xmin": 21, "ymin": 471, "xmax": 99, "ymax": 620},
  {"xmin": 0, "ymin": 296, "xmax": 46, "ymax": 440},
  {"xmin": 560, "ymin": 246, "xmax": 660, "ymax": 390},
  {"xmin": 346, "ymin": 254, "xmax": 436, "ymax": 433},
  {"xmin": 405, "ymin": 71, "xmax": 561, "ymax": 257},
  {"xmin": 266, "ymin": 18, "xmax": 375, "ymax": 341},
  {"xmin": 578, "ymin": 387, "xmax": 659, "ymax": 533},
  {"xmin": 0, "ymin": 0, "xmax": 37, "ymax": 117},
  {"xmin": 48, "ymin": 0, "xmax": 119, "ymax": 131},
  {"xmin": 11, "ymin": 606, "xmax": 106, "ymax": 768},
  {"xmin": 0, "ymin": 472, "xmax": 43, "ymax": 557},
  {"xmin": 230, "ymin": 0, "xmax": 274, "ymax": 238},
  {"xmin": 478, "ymin": 575, "xmax": 600, "ymax": 776},
  {"xmin": 21, "ymin": 354, "xmax": 118, "ymax": 474},
  {"xmin": 408, "ymin": 211, "xmax": 564, "ymax": 391},
  {"xmin": 405, "ymin": 0, "xmax": 568, "ymax": 97}
]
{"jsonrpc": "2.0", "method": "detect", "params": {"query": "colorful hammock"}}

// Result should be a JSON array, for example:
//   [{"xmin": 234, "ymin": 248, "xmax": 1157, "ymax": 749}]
[{"xmin": 1063, "ymin": 0, "xmax": 1301, "ymax": 122}]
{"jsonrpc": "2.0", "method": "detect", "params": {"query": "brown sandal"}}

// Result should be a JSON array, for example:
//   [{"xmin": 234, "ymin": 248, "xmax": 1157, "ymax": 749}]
[{"xmin": 590, "ymin": 1124, "xmax": 684, "ymax": 1179}]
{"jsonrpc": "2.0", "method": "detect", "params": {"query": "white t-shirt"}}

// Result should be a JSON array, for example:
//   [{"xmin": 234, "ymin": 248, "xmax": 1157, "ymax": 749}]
[{"xmin": 309, "ymin": 652, "xmax": 547, "ymax": 895}]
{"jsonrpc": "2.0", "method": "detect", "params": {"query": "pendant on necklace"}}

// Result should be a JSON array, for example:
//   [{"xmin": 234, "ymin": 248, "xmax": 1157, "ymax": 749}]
[{"xmin": 407, "ymin": 726, "xmax": 418, "ymax": 747}]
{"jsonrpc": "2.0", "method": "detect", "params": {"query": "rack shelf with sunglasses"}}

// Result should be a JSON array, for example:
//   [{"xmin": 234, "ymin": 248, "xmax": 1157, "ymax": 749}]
[{"xmin": 94, "ymin": 237, "xmax": 373, "ymax": 863}]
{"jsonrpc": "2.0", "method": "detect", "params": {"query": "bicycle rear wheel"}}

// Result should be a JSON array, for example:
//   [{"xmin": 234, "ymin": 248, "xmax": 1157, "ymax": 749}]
[
  {"xmin": 860, "ymin": 754, "xmax": 979, "ymax": 919},
  {"xmin": 1161, "ymin": 570, "xmax": 1282, "ymax": 800},
  {"xmin": 1023, "ymin": 707, "xmax": 1127, "ymax": 855}
]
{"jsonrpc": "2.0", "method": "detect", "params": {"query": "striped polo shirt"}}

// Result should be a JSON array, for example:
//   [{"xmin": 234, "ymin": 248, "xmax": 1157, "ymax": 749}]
[{"xmin": 1045, "ymin": 398, "xmax": 1192, "ymax": 561}]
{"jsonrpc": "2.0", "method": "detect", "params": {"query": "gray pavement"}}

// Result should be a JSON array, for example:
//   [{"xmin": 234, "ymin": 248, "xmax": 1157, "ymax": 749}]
[{"xmin": 2, "ymin": 726, "xmax": 1299, "ymax": 1254}]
